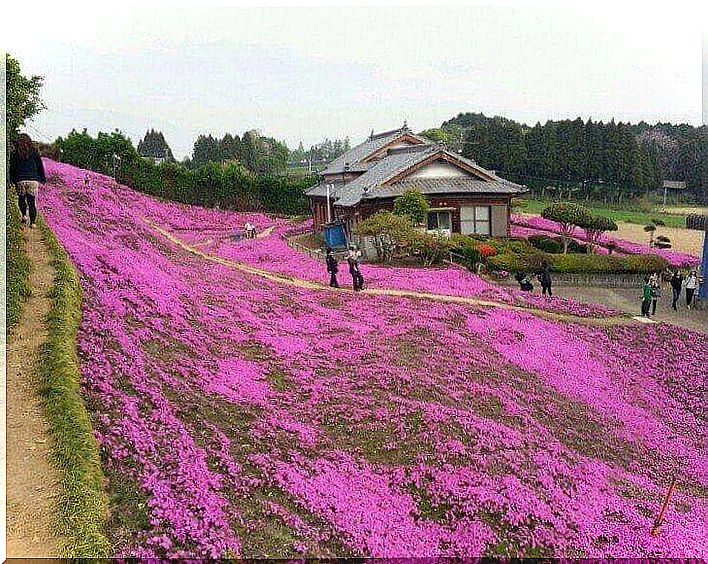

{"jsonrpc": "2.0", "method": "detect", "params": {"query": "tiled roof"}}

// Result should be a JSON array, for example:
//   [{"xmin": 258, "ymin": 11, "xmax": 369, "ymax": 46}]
[
  {"xmin": 377, "ymin": 177, "xmax": 526, "ymax": 198},
  {"xmin": 321, "ymin": 126, "xmax": 429, "ymax": 175},
  {"xmin": 332, "ymin": 145, "xmax": 526, "ymax": 207}
]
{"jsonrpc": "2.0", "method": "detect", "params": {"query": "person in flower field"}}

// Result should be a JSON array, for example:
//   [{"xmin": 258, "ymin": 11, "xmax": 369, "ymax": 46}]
[
  {"xmin": 325, "ymin": 247, "xmax": 340, "ymax": 288},
  {"xmin": 641, "ymin": 276, "xmax": 652, "ymax": 317},
  {"xmin": 648, "ymin": 272, "xmax": 662, "ymax": 316},
  {"xmin": 684, "ymin": 270, "xmax": 698, "ymax": 310},
  {"xmin": 538, "ymin": 261, "xmax": 553, "ymax": 297},
  {"xmin": 347, "ymin": 245, "xmax": 364, "ymax": 291},
  {"xmin": 670, "ymin": 269, "xmax": 683, "ymax": 311},
  {"xmin": 9, "ymin": 133, "xmax": 47, "ymax": 229},
  {"xmin": 244, "ymin": 221, "xmax": 256, "ymax": 239}
]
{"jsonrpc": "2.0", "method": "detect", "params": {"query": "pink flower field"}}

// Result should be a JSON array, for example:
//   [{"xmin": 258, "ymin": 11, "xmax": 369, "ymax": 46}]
[{"xmin": 41, "ymin": 159, "xmax": 707, "ymax": 558}]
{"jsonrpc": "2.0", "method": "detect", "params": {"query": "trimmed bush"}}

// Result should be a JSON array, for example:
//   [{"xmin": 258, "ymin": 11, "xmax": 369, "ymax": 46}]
[
  {"xmin": 488, "ymin": 251, "xmax": 668, "ymax": 274},
  {"xmin": 528, "ymin": 235, "xmax": 562, "ymax": 254}
]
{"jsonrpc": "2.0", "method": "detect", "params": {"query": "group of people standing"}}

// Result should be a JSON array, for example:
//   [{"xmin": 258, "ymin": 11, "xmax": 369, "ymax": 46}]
[
  {"xmin": 642, "ymin": 269, "xmax": 700, "ymax": 317},
  {"xmin": 326, "ymin": 245, "xmax": 364, "ymax": 291},
  {"xmin": 514, "ymin": 262, "xmax": 553, "ymax": 296}
]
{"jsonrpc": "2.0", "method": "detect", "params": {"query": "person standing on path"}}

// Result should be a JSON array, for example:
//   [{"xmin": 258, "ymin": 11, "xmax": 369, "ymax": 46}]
[
  {"xmin": 9, "ymin": 133, "xmax": 46, "ymax": 229},
  {"xmin": 670, "ymin": 270, "xmax": 683, "ymax": 311},
  {"xmin": 684, "ymin": 270, "xmax": 698, "ymax": 310},
  {"xmin": 325, "ymin": 247, "xmax": 340, "ymax": 288},
  {"xmin": 641, "ymin": 276, "xmax": 652, "ymax": 317},
  {"xmin": 649, "ymin": 273, "xmax": 661, "ymax": 316},
  {"xmin": 347, "ymin": 246, "xmax": 364, "ymax": 291},
  {"xmin": 538, "ymin": 262, "xmax": 553, "ymax": 297}
]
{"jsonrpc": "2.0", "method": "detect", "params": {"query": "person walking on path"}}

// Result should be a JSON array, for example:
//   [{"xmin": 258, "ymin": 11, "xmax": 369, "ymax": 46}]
[
  {"xmin": 670, "ymin": 270, "xmax": 683, "ymax": 311},
  {"xmin": 9, "ymin": 133, "xmax": 46, "ymax": 229},
  {"xmin": 538, "ymin": 262, "xmax": 553, "ymax": 297},
  {"xmin": 326, "ymin": 247, "xmax": 340, "ymax": 288},
  {"xmin": 641, "ymin": 276, "xmax": 652, "ymax": 317},
  {"xmin": 684, "ymin": 270, "xmax": 698, "ymax": 310},
  {"xmin": 649, "ymin": 273, "xmax": 661, "ymax": 316},
  {"xmin": 347, "ymin": 246, "xmax": 364, "ymax": 291}
]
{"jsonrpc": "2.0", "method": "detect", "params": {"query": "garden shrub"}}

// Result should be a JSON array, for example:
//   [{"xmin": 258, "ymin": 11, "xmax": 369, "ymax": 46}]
[
  {"xmin": 528, "ymin": 235, "xmax": 562, "ymax": 254},
  {"xmin": 409, "ymin": 232, "xmax": 458, "ymax": 266},
  {"xmin": 488, "ymin": 251, "xmax": 668, "ymax": 274}
]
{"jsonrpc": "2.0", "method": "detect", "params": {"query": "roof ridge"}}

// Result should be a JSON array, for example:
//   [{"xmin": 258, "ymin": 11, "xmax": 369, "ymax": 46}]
[{"xmin": 369, "ymin": 125, "xmax": 410, "ymax": 140}]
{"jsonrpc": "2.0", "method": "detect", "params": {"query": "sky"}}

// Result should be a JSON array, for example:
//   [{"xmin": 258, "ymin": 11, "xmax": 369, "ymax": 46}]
[{"xmin": 4, "ymin": 4, "xmax": 706, "ymax": 160}]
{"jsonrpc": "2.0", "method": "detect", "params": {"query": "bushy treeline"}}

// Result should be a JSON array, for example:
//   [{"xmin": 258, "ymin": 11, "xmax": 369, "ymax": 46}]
[
  {"xmin": 188, "ymin": 130, "xmax": 290, "ymax": 174},
  {"xmin": 440, "ymin": 113, "xmax": 663, "ymax": 196},
  {"xmin": 53, "ymin": 129, "xmax": 316, "ymax": 215}
]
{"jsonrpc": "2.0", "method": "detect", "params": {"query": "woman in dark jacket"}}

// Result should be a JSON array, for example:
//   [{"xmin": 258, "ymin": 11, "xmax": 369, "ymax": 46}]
[
  {"xmin": 325, "ymin": 247, "xmax": 340, "ymax": 288},
  {"xmin": 9, "ymin": 133, "xmax": 46, "ymax": 228}
]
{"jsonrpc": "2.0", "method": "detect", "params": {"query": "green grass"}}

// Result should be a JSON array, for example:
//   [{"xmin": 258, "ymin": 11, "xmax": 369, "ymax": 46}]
[
  {"xmin": 37, "ymin": 218, "xmax": 111, "ymax": 557},
  {"xmin": 519, "ymin": 199, "xmax": 688, "ymax": 228},
  {"xmin": 6, "ymin": 185, "xmax": 32, "ymax": 338}
]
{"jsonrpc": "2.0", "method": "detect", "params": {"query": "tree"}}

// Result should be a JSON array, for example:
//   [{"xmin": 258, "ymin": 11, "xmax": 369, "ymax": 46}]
[
  {"xmin": 6, "ymin": 53, "xmax": 44, "ymax": 151},
  {"xmin": 137, "ymin": 129, "xmax": 174, "ymax": 161},
  {"xmin": 355, "ymin": 211, "xmax": 417, "ymax": 262},
  {"xmin": 393, "ymin": 189, "xmax": 429, "ymax": 225},
  {"xmin": 541, "ymin": 203, "xmax": 592, "ymax": 254},
  {"xmin": 577, "ymin": 214, "xmax": 618, "ymax": 254}
]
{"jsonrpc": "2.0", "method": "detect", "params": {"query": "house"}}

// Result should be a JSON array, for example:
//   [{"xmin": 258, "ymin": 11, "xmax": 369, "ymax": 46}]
[
  {"xmin": 306, "ymin": 123, "xmax": 526, "ymax": 238},
  {"xmin": 662, "ymin": 180, "xmax": 687, "ymax": 191}
]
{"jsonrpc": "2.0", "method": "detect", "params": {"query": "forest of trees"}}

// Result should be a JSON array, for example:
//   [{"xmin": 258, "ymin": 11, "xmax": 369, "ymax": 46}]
[
  {"xmin": 187, "ymin": 130, "xmax": 290, "ymax": 175},
  {"xmin": 54, "ymin": 129, "xmax": 316, "ymax": 215},
  {"xmin": 428, "ymin": 113, "xmax": 705, "ymax": 203},
  {"xmin": 289, "ymin": 138, "xmax": 351, "ymax": 170},
  {"xmin": 137, "ymin": 129, "xmax": 174, "ymax": 161}
]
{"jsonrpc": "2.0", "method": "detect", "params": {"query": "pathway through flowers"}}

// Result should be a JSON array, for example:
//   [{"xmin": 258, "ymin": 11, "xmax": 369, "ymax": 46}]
[{"xmin": 146, "ymin": 219, "xmax": 634, "ymax": 327}]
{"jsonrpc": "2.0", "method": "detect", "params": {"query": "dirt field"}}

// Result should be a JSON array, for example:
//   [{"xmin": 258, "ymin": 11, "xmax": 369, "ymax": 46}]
[{"xmin": 614, "ymin": 222, "xmax": 704, "ymax": 256}]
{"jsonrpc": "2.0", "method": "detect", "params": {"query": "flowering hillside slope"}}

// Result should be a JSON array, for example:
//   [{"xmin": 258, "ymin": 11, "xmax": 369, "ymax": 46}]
[{"xmin": 41, "ymin": 160, "xmax": 707, "ymax": 558}]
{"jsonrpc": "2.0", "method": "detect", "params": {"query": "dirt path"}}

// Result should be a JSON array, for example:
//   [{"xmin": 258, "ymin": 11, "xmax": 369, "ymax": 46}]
[
  {"xmin": 147, "ymin": 220, "xmax": 637, "ymax": 327},
  {"xmin": 5, "ymin": 226, "xmax": 66, "ymax": 557}
]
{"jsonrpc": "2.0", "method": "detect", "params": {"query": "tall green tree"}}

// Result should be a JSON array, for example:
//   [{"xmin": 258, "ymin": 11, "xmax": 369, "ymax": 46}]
[
  {"xmin": 6, "ymin": 53, "xmax": 44, "ymax": 150},
  {"xmin": 137, "ymin": 129, "xmax": 174, "ymax": 161}
]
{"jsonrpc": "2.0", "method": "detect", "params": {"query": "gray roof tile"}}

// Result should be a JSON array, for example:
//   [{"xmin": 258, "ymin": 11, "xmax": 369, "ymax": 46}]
[{"xmin": 321, "ymin": 127, "xmax": 429, "ymax": 175}]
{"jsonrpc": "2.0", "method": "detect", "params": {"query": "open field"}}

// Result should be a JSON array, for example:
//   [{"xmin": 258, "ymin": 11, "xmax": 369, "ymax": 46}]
[
  {"xmin": 37, "ymin": 159, "xmax": 707, "ymax": 558},
  {"xmin": 613, "ymin": 223, "xmax": 704, "ymax": 258}
]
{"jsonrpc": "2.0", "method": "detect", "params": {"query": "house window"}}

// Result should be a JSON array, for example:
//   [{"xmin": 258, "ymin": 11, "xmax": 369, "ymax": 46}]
[
  {"xmin": 460, "ymin": 206, "xmax": 491, "ymax": 235},
  {"xmin": 427, "ymin": 210, "xmax": 452, "ymax": 232}
]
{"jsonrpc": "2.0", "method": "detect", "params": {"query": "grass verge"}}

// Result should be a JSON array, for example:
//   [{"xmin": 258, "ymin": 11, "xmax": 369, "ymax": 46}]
[
  {"xmin": 6, "ymin": 185, "xmax": 32, "ymax": 338},
  {"xmin": 37, "ymin": 217, "xmax": 111, "ymax": 557},
  {"xmin": 521, "ymin": 199, "xmax": 687, "ymax": 228}
]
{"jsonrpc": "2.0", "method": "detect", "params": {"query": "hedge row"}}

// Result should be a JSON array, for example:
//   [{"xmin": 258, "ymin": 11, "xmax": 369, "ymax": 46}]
[
  {"xmin": 6, "ymin": 185, "xmax": 32, "ymax": 337},
  {"xmin": 53, "ymin": 130, "xmax": 317, "ymax": 215},
  {"xmin": 38, "ymin": 219, "xmax": 111, "ymax": 557},
  {"xmin": 487, "ymin": 251, "xmax": 669, "ymax": 274}
]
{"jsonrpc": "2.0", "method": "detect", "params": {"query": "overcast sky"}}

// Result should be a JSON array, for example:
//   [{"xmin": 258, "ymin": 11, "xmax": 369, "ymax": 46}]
[{"xmin": 5, "ymin": 5, "xmax": 706, "ymax": 160}]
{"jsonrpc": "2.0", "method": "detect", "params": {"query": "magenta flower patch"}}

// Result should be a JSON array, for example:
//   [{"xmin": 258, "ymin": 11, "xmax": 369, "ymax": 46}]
[{"xmin": 40, "ymin": 159, "xmax": 707, "ymax": 558}]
